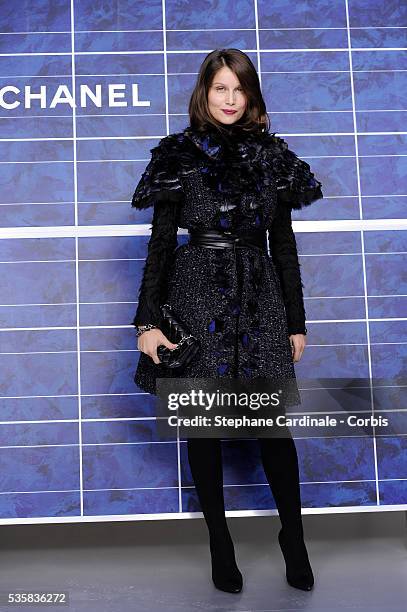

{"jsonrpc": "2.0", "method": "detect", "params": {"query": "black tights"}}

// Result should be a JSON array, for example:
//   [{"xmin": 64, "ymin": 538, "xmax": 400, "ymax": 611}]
[{"xmin": 186, "ymin": 436, "xmax": 304, "ymax": 543}]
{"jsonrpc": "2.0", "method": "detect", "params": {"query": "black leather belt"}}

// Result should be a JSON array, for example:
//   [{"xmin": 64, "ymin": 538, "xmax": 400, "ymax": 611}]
[{"xmin": 188, "ymin": 229, "xmax": 268, "ymax": 253}]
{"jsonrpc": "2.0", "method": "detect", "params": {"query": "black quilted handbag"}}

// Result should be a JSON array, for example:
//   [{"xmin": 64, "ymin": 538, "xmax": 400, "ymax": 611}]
[{"xmin": 156, "ymin": 303, "xmax": 200, "ymax": 369}]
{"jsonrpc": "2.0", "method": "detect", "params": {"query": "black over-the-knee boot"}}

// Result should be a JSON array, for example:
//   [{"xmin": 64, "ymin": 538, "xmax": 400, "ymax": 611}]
[
  {"xmin": 186, "ymin": 437, "xmax": 243, "ymax": 593},
  {"xmin": 258, "ymin": 435, "xmax": 314, "ymax": 591}
]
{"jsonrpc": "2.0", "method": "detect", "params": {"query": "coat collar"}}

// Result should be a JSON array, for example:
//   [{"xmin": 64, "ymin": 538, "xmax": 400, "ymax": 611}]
[
  {"xmin": 181, "ymin": 124, "xmax": 277, "ymax": 197},
  {"xmin": 183, "ymin": 124, "xmax": 272, "ymax": 164}
]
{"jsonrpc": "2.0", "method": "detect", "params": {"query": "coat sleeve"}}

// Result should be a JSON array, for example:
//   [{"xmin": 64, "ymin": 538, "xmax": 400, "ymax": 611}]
[
  {"xmin": 268, "ymin": 204, "xmax": 308, "ymax": 335},
  {"xmin": 267, "ymin": 137, "xmax": 324, "ymax": 335},
  {"xmin": 131, "ymin": 137, "xmax": 184, "ymax": 328}
]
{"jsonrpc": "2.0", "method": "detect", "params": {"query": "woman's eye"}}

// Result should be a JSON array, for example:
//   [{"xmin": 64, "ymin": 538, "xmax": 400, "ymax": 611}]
[{"xmin": 216, "ymin": 87, "xmax": 243, "ymax": 92}]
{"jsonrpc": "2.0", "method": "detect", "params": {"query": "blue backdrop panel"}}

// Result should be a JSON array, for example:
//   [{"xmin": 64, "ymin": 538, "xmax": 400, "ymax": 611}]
[{"xmin": 0, "ymin": 0, "xmax": 405, "ymax": 523}]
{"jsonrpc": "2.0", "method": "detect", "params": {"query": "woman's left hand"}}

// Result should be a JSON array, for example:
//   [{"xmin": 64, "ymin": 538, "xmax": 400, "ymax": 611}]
[{"xmin": 289, "ymin": 333, "xmax": 306, "ymax": 362}]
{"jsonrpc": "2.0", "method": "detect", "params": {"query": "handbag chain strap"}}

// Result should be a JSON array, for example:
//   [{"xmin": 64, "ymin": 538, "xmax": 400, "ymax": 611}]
[{"xmin": 160, "ymin": 304, "xmax": 194, "ymax": 347}]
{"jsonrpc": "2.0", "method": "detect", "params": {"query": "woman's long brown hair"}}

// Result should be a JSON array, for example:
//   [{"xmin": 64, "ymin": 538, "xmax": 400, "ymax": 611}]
[{"xmin": 188, "ymin": 48, "xmax": 270, "ymax": 136}]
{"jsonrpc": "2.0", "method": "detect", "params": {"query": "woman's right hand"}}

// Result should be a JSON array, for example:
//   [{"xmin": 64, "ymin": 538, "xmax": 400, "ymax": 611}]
[{"xmin": 137, "ymin": 329, "xmax": 178, "ymax": 364}]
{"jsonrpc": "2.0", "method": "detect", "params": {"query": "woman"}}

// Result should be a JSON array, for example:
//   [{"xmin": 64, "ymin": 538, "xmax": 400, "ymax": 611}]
[{"xmin": 131, "ymin": 49, "xmax": 323, "ymax": 594}]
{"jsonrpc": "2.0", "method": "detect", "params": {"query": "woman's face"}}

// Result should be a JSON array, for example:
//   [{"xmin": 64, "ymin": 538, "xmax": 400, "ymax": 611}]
[{"xmin": 207, "ymin": 66, "xmax": 247, "ymax": 125}]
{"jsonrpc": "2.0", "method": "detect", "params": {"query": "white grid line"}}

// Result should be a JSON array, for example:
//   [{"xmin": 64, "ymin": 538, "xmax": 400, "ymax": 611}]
[
  {"xmin": 1, "ymin": 251, "xmax": 406, "ymax": 263},
  {"xmin": 1, "ymin": 47, "xmax": 406, "ymax": 57},
  {"xmin": 1, "ymin": 219, "xmax": 406, "ymax": 240},
  {"xmin": 254, "ymin": 0, "xmax": 262, "ymax": 89},
  {"xmin": 1, "ymin": 131, "xmax": 407, "ymax": 143},
  {"xmin": 0, "ymin": 318, "xmax": 406, "ymax": 332},
  {"xmin": 0, "ymin": 341, "xmax": 406, "ymax": 353},
  {"xmin": 0, "ymin": 321, "xmax": 406, "ymax": 333},
  {"xmin": 0, "ymin": 385, "xmax": 405, "ymax": 402},
  {"xmin": 1, "ymin": 26, "xmax": 407, "ymax": 34},
  {"xmin": 0, "ymin": 342, "xmax": 406, "ymax": 355},
  {"xmin": 160, "ymin": 0, "xmax": 182, "ymax": 514},
  {"xmin": 0, "ymin": 480, "xmax": 398, "ymax": 494},
  {"xmin": 1, "ymin": 110, "xmax": 407, "ymax": 119},
  {"xmin": 0, "ymin": 433, "xmax": 405, "ymax": 449},
  {"xmin": 70, "ymin": 0, "xmax": 84, "ymax": 519},
  {"xmin": 0, "ymin": 300, "xmax": 406, "ymax": 308},
  {"xmin": 1, "ymin": 69, "xmax": 407, "ymax": 80},
  {"xmin": 345, "ymin": 0, "xmax": 380, "ymax": 507},
  {"xmin": 1, "ymin": 193, "xmax": 407, "ymax": 205},
  {"xmin": 2, "ymin": 405, "xmax": 407, "ymax": 426},
  {"xmin": 0, "ymin": 251, "xmax": 407, "ymax": 264},
  {"xmin": 2, "ymin": 153, "xmax": 407, "ymax": 165},
  {"xmin": 1, "ymin": 505, "xmax": 406, "ymax": 526},
  {"xmin": 0, "ymin": 470, "xmax": 404, "ymax": 488}
]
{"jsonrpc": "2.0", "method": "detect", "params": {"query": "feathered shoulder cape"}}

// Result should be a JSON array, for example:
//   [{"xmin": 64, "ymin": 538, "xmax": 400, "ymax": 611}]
[{"xmin": 131, "ymin": 126, "xmax": 323, "ymax": 211}]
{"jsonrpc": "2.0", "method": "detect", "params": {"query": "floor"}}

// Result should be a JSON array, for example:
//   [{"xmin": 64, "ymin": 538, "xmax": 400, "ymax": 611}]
[{"xmin": 0, "ymin": 511, "xmax": 406, "ymax": 612}]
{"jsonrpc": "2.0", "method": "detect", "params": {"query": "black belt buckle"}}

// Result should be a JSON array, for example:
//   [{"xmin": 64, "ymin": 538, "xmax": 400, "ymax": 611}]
[
  {"xmin": 222, "ymin": 231, "xmax": 240, "ymax": 254},
  {"xmin": 223, "ymin": 230, "xmax": 239, "ymax": 242}
]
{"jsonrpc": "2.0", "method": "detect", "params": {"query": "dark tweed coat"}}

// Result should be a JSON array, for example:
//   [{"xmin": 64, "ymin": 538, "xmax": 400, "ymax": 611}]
[{"xmin": 130, "ymin": 123, "xmax": 323, "ymax": 406}]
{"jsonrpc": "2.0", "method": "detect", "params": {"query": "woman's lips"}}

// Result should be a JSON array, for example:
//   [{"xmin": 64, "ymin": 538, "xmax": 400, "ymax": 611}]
[{"xmin": 222, "ymin": 109, "xmax": 237, "ymax": 115}]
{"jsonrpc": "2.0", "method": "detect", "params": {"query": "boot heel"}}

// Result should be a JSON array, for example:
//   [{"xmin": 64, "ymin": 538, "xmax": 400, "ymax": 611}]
[
  {"xmin": 278, "ymin": 527, "xmax": 314, "ymax": 591},
  {"xmin": 210, "ymin": 539, "xmax": 243, "ymax": 593}
]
